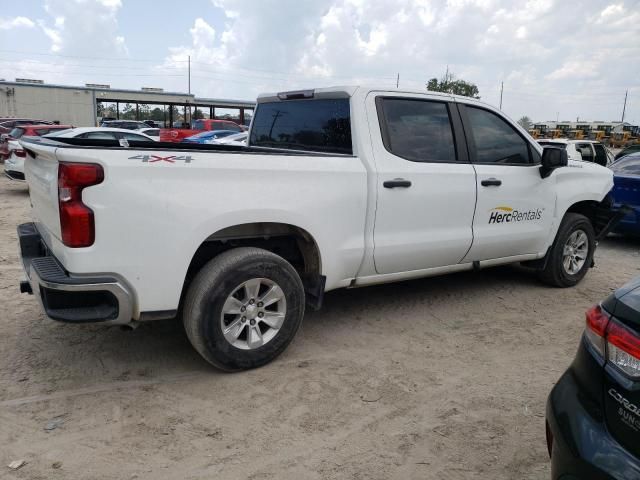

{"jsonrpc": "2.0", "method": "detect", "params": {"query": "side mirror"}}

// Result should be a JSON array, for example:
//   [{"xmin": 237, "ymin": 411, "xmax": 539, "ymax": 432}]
[{"xmin": 540, "ymin": 147, "xmax": 568, "ymax": 178}]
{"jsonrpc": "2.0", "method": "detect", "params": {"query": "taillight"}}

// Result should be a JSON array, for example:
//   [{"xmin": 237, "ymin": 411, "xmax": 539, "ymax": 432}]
[
  {"xmin": 15, "ymin": 149, "xmax": 26, "ymax": 158},
  {"xmin": 58, "ymin": 162, "xmax": 104, "ymax": 248},
  {"xmin": 585, "ymin": 305, "xmax": 609, "ymax": 357},
  {"xmin": 606, "ymin": 320, "xmax": 640, "ymax": 378},
  {"xmin": 583, "ymin": 304, "xmax": 640, "ymax": 378}
]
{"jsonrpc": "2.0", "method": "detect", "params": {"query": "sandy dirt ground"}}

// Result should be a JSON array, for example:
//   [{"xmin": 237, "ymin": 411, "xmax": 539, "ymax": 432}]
[{"xmin": 1, "ymin": 174, "xmax": 639, "ymax": 480}]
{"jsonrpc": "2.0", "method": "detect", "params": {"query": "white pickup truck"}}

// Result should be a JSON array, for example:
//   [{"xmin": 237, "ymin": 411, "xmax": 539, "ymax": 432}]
[{"xmin": 18, "ymin": 86, "xmax": 622, "ymax": 371}]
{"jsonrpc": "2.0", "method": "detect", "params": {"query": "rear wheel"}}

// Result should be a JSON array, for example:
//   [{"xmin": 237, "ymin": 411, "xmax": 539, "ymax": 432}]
[
  {"xmin": 538, "ymin": 213, "xmax": 595, "ymax": 287},
  {"xmin": 183, "ymin": 247, "xmax": 305, "ymax": 371}
]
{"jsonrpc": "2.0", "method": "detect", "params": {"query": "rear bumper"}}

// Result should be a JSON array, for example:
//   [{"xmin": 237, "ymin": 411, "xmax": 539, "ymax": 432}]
[
  {"xmin": 18, "ymin": 222, "xmax": 134, "ymax": 325},
  {"xmin": 546, "ymin": 364, "xmax": 640, "ymax": 480}
]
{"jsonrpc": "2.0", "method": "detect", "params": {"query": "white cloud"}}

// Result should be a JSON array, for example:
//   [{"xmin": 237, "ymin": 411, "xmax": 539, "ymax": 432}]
[
  {"xmin": 2, "ymin": 0, "xmax": 637, "ymax": 123},
  {"xmin": 0, "ymin": 16, "xmax": 35, "ymax": 30},
  {"xmin": 39, "ymin": 0, "xmax": 128, "ymax": 56}
]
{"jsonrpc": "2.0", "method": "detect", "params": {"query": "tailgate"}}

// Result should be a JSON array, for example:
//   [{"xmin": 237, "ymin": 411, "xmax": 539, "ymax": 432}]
[{"xmin": 21, "ymin": 139, "xmax": 61, "ymax": 242}]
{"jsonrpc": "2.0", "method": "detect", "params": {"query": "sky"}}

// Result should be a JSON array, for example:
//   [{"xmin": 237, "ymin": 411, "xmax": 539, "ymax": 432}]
[{"xmin": 0, "ymin": 0, "xmax": 638, "ymax": 123}]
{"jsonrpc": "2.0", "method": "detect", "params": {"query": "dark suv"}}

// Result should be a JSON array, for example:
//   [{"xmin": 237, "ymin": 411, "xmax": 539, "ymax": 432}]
[{"xmin": 546, "ymin": 276, "xmax": 640, "ymax": 479}]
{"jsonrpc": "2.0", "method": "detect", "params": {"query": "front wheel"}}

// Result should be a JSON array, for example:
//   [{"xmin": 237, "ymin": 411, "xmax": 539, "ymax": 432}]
[
  {"xmin": 538, "ymin": 213, "xmax": 595, "ymax": 287},
  {"xmin": 183, "ymin": 247, "xmax": 305, "ymax": 371}
]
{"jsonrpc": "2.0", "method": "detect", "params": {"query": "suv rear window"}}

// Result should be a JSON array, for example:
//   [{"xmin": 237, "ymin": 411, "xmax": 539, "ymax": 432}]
[{"xmin": 250, "ymin": 99, "xmax": 352, "ymax": 154}]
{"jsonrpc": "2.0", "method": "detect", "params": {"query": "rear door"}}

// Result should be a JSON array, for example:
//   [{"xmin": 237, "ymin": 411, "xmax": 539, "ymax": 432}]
[
  {"xmin": 369, "ymin": 93, "xmax": 477, "ymax": 274},
  {"xmin": 459, "ymin": 103, "xmax": 556, "ymax": 261},
  {"xmin": 593, "ymin": 142, "xmax": 609, "ymax": 166}
]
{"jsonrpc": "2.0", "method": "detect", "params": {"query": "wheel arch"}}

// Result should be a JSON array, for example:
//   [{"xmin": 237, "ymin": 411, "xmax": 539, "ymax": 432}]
[
  {"xmin": 180, "ymin": 222, "xmax": 324, "ymax": 312},
  {"xmin": 563, "ymin": 195, "xmax": 615, "ymax": 239}
]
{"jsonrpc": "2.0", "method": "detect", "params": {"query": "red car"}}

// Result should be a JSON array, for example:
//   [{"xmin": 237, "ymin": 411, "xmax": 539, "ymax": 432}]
[
  {"xmin": 0, "ymin": 118, "xmax": 53, "ymax": 134},
  {"xmin": 0, "ymin": 124, "xmax": 72, "ymax": 161},
  {"xmin": 159, "ymin": 119, "xmax": 243, "ymax": 142}
]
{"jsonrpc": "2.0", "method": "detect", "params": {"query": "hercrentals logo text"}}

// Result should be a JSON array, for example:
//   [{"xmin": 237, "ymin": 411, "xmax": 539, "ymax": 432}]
[{"xmin": 488, "ymin": 206, "xmax": 542, "ymax": 224}]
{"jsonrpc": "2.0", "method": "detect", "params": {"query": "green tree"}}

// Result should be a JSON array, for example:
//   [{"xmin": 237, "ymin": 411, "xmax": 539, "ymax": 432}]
[
  {"xmin": 426, "ymin": 71, "xmax": 480, "ymax": 98},
  {"xmin": 193, "ymin": 108, "xmax": 205, "ymax": 120},
  {"xmin": 149, "ymin": 107, "xmax": 165, "ymax": 121},
  {"xmin": 121, "ymin": 103, "xmax": 137, "ymax": 120},
  {"xmin": 517, "ymin": 116, "xmax": 532, "ymax": 130}
]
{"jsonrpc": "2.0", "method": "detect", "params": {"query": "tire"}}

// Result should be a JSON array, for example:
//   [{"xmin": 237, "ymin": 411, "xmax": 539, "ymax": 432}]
[
  {"xmin": 183, "ymin": 247, "xmax": 305, "ymax": 371},
  {"xmin": 538, "ymin": 213, "xmax": 595, "ymax": 287}
]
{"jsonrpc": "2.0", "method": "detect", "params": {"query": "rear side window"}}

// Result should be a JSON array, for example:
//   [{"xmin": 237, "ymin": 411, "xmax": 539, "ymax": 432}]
[
  {"xmin": 467, "ymin": 107, "xmax": 531, "ymax": 164},
  {"xmin": 218, "ymin": 122, "xmax": 241, "ymax": 132},
  {"xmin": 122, "ymin": 133, "xmax": 152, "ymax": 141},
  {"xmin": 377, "ymin": 98, "xmax": 456, "ymax": 162},
  {"xmin": 250, "ymin": 99, "xmax": 352, "ymax": 154},
  {"xmin": 193, "ymin": 120, "xmax": 205, "ymax": 130},
  {"xmin": 82, "ymin": 132, "xmax": 117, "ymax": 140},
  {"xmin": 9, "ymin": 127, "xmax": 25, "ymax": 138}
]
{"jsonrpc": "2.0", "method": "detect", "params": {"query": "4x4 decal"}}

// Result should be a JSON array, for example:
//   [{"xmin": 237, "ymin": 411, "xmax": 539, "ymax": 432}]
[{"xmin": 128, "ymin": 155, "xmax": 193, "ymax": 164}]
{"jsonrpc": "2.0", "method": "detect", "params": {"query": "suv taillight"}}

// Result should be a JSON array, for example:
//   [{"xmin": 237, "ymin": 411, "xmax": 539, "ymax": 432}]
[
  {"xmin": 584, "ymin": 304, "xmax": 640, "ymax": 378},
  {"xmin": 15, "ymin": 149, "xmax": 26, "ymax": 158},
  {"xmin": 58, "ymin": 162, "xmax": 104, "ymax": 247}
]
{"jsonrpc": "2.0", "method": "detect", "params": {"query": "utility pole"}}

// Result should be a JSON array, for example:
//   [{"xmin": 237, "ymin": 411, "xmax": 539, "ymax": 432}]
[
  {"xmin": 499, "ymin": 81, "xmax": 503, "ymax": 110},
  {"xmin": 396, "ymin": 73, "xmax": 399, "ymax": 89},
  {"xmin": 622, "ymin": 89, "xmax": 628, "ymax": 122},
  {"xmin": 187, "ymin": 55, "xmax": 191, "ymax": 126}
]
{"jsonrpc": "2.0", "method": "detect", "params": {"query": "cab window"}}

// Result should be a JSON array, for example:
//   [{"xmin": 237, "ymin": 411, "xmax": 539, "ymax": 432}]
[
  {"xmin": 576, "ymin": 143, "xmax": 595, "ymax": 163},
  {"xmin": 376, "ymin": 97, "xmax": 457, "ymax": 163},
  {"xmin": 466, "ymin": 107, "xmax": 531, "ymax": 164}
]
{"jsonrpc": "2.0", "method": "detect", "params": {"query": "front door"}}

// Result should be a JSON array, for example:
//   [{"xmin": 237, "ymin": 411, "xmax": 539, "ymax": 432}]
[
  {"xmin": 459, "ymin": 104, "xmax": 557, "ymax": 262},
  {"xmin": 368, "ymin": 94, "xmax": 477, "ymax": 274}
]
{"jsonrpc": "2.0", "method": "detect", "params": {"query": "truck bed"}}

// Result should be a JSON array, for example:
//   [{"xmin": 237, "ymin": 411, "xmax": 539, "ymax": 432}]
[{"xmin": 21, "ymin": 136, "xmax": 353, "ymax": 157}]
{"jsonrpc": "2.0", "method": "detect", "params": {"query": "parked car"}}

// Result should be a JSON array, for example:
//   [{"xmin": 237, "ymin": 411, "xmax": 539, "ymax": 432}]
[
  {"xmin": 137, "ymin": 128, "xmax": 160, "ymax": 142},
  {"xmin": 615, "ymin": 144, "xmax": 640, "ymax": 161},
  {"xmin": 546, "ymin": 275, "xmax": 640, "ymax": 479},
  {"xmin": 160, "ymin": 118, "xmax": 243, "ymax": 142},
  {"xmin": 0, "ymin": 118, "xmax": 53, "ymax": 134},
  {"xmin": 5, "ymin": 128, "xmax": 155, "ymax": 182},
  {"xmin": 180, "ymin": 130, "xmax": 237, "ymax": 144},
  {"xmin": 1, "ymin": 124, "xmax": 72, "ymax": 161},
  {"xmin": 100, "ymin": 120, "xmax": 150, "ymax": 130},
  {"xmin": 18, "ymin": 86, "xmax": 621, "ymax": 371},
  {"xmin": 45, "ymin": 127, "xmax": 156, "ymax": 142},
  {"xmin": 538, "ymin": 139, "xmax": 612, "ymax": 166},
  {"xmin": 609, "ymin": 152, "xmax": 640, "ymax": 236},
  {"xmin": 210, "ymin": 132, "xmax": 248, "ymax": 146}
]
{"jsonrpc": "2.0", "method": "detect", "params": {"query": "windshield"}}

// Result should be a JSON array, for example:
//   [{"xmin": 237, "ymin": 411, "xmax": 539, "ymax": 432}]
[
  {"xmin": 9, "ymin": 127, "xmax": 25, "ymax": 139},
  {"xmin": 250, "ymin": 98, "xmax": 352, "ymax": 154},
  {"xmin": 611, "ymin": 155, "xmax": 640, "ymax": 175},
  {"xmin": 538, "ymin": 142, "xmax": 567, "ymax": 149}
]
